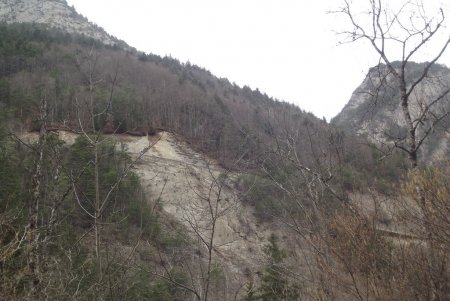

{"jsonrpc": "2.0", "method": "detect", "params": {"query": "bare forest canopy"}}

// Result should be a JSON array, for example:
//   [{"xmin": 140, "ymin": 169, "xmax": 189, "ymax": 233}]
[
  {"xmin": 0, "ymin": 0, "xmax": 449, "ymax": 298},
  {"xmin": 0, "ymin": 26, "xmax": 321, "ymax": 157},
  {"xmin": 0, "ymin": 22, "xmax": 411, "ymax": 187}
]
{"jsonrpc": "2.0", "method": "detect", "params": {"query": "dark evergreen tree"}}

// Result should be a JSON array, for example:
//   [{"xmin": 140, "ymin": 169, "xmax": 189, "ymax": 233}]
[{"xmin": 259, "ymin": 234, "xmax": 299, "ymax": 301}]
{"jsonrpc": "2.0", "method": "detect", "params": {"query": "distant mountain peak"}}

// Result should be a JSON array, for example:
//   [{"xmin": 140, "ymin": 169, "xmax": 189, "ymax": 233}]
[
  {"xmin": 333, "ymin": 62, "xmax": 450, "ymax": 162},
  {"xmin": 0, "ymin": 0, "xmax": 122, "ymax": 46}
]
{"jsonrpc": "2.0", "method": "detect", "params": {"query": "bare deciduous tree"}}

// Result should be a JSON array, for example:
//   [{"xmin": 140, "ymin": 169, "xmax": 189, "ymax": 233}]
[
  {"xmin": 72, "ymin": 49, "xmax": 156, "ymax": 296},
  {"xmin": 337, "ymin": 0, "xmax": 450, "ymax": 168},
  {"xmin": 335, "ymin": 4, "xmax": 450, "ymax": 298},
  {"xmin": 27, "ymin": 95, "xmax": 47, "ymax": 299}
]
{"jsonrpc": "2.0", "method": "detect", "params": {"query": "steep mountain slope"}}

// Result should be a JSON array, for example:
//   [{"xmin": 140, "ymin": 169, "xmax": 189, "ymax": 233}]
[
  {"xmin": 20, "ymin": 130, "xmax": 281, "ymax": 296},
  {"xmin": 4, "ymin": 1, "xmax": 448, "ymax": 300},
  {"xmin": 333, "ymin": 62, "xmax": 450, "ymax": 162},
  {"xmin": 0, "ymin": 21, "xmax": 327, "ymax": 170},
  {"xmin": 125, "ymin": 132, "xmax": 273, "ymax": 273},
  {"xmin": 0, "ymin": 2, "xmax": 332, "ymax": 298},
  {"xmin": 0, "ymin": 0, "xmax": 123, "ymax": 46}
]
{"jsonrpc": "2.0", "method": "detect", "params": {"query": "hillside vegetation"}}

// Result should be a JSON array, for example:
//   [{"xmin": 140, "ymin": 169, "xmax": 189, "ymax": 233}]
[{"xmin": 0, "ymin": 7, "xmax": 448, "ymax": 300}]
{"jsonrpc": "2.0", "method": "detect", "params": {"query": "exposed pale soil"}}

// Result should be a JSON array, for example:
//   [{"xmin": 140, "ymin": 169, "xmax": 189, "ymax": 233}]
[
  {"xmin": 120, "ymin": 132, "xmax": 274, "ymax": 274},
  {"xmin": 20, "ymin": 131, "xmax": 277, "ymax": 287}
]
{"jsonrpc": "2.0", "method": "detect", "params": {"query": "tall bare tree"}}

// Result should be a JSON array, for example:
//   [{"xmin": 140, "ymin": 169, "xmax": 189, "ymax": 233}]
[
  {"xmin": 27, "ymin": 95, "xmax": 47, "ymax": 299},
  {"xmin": 333, "ymin": 2, "xmax": 450, "ymax": 299},
  {"xmin": 72, "ymin": 48, "xmax": 154, "ymax": 291},
  {"xmin": 337, "ymin": 0, "xmax": 450, "ymax": 168}
]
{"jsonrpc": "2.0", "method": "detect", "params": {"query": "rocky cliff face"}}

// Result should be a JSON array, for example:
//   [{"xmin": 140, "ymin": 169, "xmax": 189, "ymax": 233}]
[
  {"xmin": 333, "ymin": 62, "xmax": 450, "ymax": 162},
  {"xmin": 0, "ymin": 0, "xmax": 120, "ymax": 46}
]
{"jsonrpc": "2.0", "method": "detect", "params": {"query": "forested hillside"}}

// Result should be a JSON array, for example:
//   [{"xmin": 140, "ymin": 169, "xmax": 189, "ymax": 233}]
[
  {"xmin": 0, "ymin": 22, "xmax": 328, "ymax": 167},
  {"xmin": 0, "ymin": 0, "xmax": 449, "ymax": 300}
]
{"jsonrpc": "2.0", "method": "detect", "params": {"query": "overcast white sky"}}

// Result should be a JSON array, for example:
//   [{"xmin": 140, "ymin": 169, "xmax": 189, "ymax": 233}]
[{"xmin": 66, "ymin": 0, "xmax": 450, "ymax": 120}]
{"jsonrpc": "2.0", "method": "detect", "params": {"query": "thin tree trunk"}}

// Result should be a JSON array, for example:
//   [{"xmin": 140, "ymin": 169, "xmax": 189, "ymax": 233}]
[
  {"xmin": 400, "ymin": 91, "xmax": 417, "ymax": 168},
  {"xmin": 28, "ymin": 97, "xmax": 47, "ymax": 299},
  {"xmin": 203, "ymin": 218, "xmax": 215, "ymax": 301},
  {"xmin": 94, "ymin": 143, "xmax": 102, "ymax": 280},
  {"xmin": 399, "ymin": 75, "xmax": 440, "ymax": 299}
]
